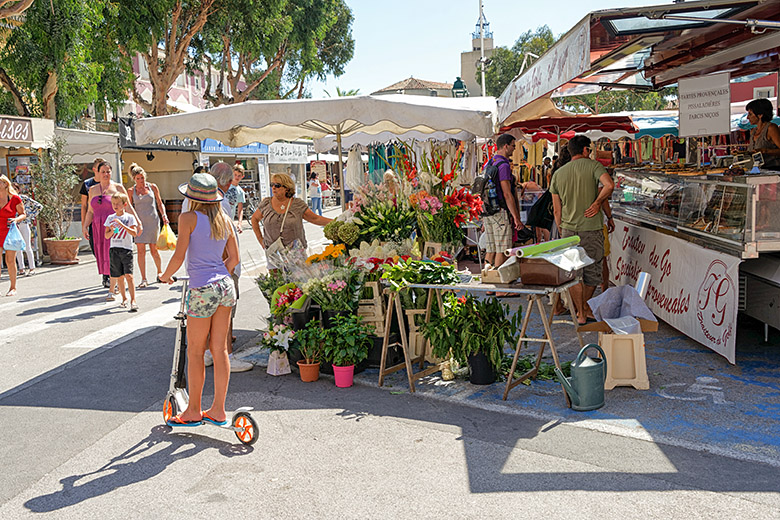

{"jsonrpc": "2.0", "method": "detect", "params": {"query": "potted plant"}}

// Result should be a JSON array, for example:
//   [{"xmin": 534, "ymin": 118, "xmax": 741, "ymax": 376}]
[
  {"xmin": 293, "ymin": 320, "xmax": 327, "ymax": 382},
  {"xmin": 323, "ymin": 314, "xmax": 373, "ymax": 388},
  {"xmin": 419, "ymin": 294, "xmax": 521, "ymax": 385},
  {"xmin": 259, "ymin": 324, "xmax": 296, "ymax": 376},
  {"xmin": 30, "ymin": 136, "xmax": 81, "ymax": 264}
]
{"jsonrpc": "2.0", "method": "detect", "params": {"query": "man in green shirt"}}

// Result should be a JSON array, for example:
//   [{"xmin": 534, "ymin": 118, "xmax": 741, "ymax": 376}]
[{"xmin": 550, "ymin": 135, "xmax": 614, "ymax": 325}]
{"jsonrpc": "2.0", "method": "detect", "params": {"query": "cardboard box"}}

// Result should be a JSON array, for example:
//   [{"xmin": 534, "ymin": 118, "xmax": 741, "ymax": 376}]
[
  {"xmin": 519, "ymin": 257, "xmax": 575, "ymax": 286},
  {"xmin": 576, "ymin": 318, "xmax": 658, "ymax": 333}
]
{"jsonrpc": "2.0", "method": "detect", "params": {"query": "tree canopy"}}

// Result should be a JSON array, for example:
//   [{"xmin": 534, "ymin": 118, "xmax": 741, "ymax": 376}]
[{"xmin": 0, "ymin": 0, "xmax": 133, "ymax": 122}]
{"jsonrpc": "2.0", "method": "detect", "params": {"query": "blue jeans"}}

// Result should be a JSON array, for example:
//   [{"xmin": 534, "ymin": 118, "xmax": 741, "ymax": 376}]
[{"xmin": 310, "ymin": 197, "xmax": 322, "ymax": 216}]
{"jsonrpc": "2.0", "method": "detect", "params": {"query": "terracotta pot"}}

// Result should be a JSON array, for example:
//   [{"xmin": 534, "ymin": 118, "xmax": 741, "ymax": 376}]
[
  {"xmin": 44, "ymin": 238, "xmax": 80, "ymax": 265},
  {"xmin": 297, "ymin": 361, "xmax": 320, "ymax": 382}
]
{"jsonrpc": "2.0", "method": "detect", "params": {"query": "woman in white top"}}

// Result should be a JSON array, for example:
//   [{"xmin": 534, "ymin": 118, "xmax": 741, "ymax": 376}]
[{"xmin": 307, "ymin": 172, "xmax": 322, "ymax": 216}]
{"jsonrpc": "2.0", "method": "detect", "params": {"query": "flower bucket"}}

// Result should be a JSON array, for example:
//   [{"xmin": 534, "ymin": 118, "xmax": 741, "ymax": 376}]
[
  {"xmin": 332, "ymin": 364, "xmax": 355, "ymax": 388},
  {"xmin": 297, "ymin": 361, "xmax": 320, "ymax": 382},
  {"xmin": 468, "ymin": 352, "xmax": 496, "ymax": 385},
  {"xmin": 321, "ymin": 309, "xmax": 351, "ymax": 329}
]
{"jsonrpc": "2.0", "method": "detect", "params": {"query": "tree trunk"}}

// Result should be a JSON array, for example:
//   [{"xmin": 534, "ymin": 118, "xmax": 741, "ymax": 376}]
[
  {"xmin": 0, "ymin": 66, "xmax": 30, "ymax": 116},
  {"xmin": 42, "ymin": 71, "xmax": 58, "ymax": 120},
  {"xmin": 0, "ymin": 0, "xmax": 34, "ymax": 20}
]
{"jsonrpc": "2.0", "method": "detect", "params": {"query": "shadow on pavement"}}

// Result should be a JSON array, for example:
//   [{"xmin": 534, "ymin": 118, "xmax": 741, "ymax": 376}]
[{"xmin": 23, "ymin": 425, "xmax": 252, "ymax": 513}]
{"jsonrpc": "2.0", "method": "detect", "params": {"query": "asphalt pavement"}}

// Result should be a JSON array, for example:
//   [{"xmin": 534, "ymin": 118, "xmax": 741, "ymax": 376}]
[{"xmin": 1, "ymin": 207, "xmax": 779, "ymax": 518}]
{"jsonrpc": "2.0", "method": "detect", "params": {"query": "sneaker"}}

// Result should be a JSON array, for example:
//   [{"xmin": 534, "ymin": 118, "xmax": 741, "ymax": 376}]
[
  {"xmin": 229, "ymin": 354, "xmax": 253, "ymax": 372},
  {"xmin": 204, "ymin": 350, "xmax": 213, "ymax": 367}
]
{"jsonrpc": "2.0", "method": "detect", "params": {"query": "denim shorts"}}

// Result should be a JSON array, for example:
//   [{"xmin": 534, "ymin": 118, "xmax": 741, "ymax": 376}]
[{"xmin": 186, "ymin": 277, "xmax": 237, "ymax": 318}]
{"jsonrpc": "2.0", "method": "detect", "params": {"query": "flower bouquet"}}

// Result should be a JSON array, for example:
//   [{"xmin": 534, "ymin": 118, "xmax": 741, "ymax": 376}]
[
  {"xmin": 270, "ymin": 283, "xmax": 307, "ymax": 316},
  {"xmin": 302, "ymin": 267, "xmax": 364, "ymax": 312},
  {"xmin": 260, "ymin": 323, "xmax": 296, "ymax": 376},
  {"xmin": 306, "ymin": 243, "xmax": 348, "ymax": 266},
  {"xmin": 256, "ymin": 269, "xmax": 287, "ymax": 303},
  {"xmin": 351, "ymin": 182, "xmax": 417, "ymax": 244}
]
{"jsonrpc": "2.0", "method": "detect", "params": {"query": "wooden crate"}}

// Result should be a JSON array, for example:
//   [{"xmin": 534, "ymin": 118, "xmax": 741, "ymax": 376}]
[
  {"xmin": 405, "ymin": 308, "xmax": 443, "ymax": 364},
  {"xmin": 357, "ymin": 281, "xmax": 385, "ymax": 336}
]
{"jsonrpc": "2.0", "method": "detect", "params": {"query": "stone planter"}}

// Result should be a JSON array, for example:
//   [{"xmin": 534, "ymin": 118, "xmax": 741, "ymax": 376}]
[{"xmin": 44, "ymin": 238, "xmax": 80, "ymax": 265}]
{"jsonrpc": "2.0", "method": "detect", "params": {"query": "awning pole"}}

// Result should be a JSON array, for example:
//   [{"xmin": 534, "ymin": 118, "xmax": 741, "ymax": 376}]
[{"xmin": 337, "ymin": 132, "xmax": 345, "ymax": 210}]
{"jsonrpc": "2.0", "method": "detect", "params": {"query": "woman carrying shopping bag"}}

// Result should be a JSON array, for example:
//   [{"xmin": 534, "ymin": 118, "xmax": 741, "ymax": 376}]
[
  {"xmin": 0, "ymin": 175, "xmax": 26, "ymax": 297},
  {"xmin": 14, "ymin": 184, "xmax": 42, "ymax": 276}
]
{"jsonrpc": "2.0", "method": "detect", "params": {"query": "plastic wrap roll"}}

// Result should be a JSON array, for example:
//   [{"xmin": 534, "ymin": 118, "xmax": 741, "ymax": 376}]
[{"xmin": 505, "ymin": 236, "xmax": 580, "ymax": 258}]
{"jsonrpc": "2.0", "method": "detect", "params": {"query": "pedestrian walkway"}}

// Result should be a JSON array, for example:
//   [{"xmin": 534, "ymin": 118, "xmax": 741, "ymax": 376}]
[{"xmin": 237, "ymin": 305, "xmax": 780, "ymax": 469}]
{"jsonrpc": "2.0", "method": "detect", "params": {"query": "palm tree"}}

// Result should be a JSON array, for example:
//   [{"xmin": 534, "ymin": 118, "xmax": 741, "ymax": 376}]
[{"xmin": 324, "ymin": 86, "xmax": 360, "ymax": 97}]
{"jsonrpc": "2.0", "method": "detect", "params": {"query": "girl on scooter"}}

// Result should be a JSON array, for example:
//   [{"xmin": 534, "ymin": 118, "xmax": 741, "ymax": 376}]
[{"xmin": 160, "ymin": 173, "xmax": 239, "ymax": 426}]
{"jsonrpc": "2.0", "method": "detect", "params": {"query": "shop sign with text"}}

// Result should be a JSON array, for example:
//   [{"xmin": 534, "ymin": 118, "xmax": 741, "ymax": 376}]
[
  {"xmin": 610, "ymin": 219, "xmax": 741, "ymax": 363},
  {"xmin": 0, "ymin": 116, "xmax": 33, "ymax": 143},
  {"xmin": 268, "ymin": 142, "xmax": 308, "ymax": 164}
]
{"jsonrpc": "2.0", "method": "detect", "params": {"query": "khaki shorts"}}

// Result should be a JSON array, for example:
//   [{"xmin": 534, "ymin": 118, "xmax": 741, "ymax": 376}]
[
  {"xmin": 483, "ymin": 211, "xmax": 512, "ymax": 254},
  {"xmin": 561, "ymin": 228, "xmax": 604, "ymax": 287},
  {"xmin": 186, "ymin": 277, "xmax": 237, "ymax": 318}
]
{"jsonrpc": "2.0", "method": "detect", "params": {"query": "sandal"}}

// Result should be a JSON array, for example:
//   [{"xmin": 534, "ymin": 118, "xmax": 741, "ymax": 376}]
[
  {"xmin": 120, "ymin": 300, "xmax": 128, "ymax": 308},
  {"xmin": 130, "ymin": 302, "xmax": 139, "ymax": 312},
  {"xmin": 137, "ymin": 280, "xmax": 148, "ymax": 289},
  {"xmin": 27, "ymin": 269, "xmax": 35, "ymax": 276},
  {"xmin": 105, "ymin": 293, "xmax": 116, "ymax": 302},
  {"xmin": 5, "ymin": 289, "xmax": 17, "ymax": 297}
]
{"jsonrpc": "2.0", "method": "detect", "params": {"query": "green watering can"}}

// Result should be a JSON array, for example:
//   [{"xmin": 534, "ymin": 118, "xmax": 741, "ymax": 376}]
[{"xmin": 555, "ymin": 344, "xmax": 607, "ymax": 411}]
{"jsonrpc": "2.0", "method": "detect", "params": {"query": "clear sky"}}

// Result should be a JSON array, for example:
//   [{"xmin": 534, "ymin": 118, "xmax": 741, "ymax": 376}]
[{"xmin": 311, "ymin": 0, "xmax": 667, "ymax": 98}]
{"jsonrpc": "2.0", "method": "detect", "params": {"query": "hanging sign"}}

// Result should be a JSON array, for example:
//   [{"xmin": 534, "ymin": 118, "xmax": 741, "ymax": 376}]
[
  {"xmin": 0, "ymin": 116, "xmax": 33, "ymax": 143},
  {"xmin": 610, "ymin": 219, "xmax": 741, "ymax": 363},
  {"xmin": 678, "ymin": 72, "xmax": 731, "ymax": 137},
  {"xmin": 268, "ymin": 142, "xmax": 308, "ymax": 164}
]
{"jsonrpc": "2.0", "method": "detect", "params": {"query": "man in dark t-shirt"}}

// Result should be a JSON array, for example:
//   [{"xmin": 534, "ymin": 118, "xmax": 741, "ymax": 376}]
[{"xmin": 80, "ymin": 158, "xmax": 107, "ymax": 287}]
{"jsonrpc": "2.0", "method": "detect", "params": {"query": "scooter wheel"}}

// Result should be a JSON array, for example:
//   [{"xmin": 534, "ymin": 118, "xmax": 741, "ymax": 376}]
[
  {"xmin": 163, "ymin": 396, "xmax": 178, "ymax": 423},
  {"xmin": 232, "ymin": 412, "xmax": 258, "ymax": 445}
]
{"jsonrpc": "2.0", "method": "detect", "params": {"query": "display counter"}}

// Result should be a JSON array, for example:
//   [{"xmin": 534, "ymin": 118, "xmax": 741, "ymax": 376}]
[
  {"xmin": 611, "ymin": 168, "xmax": 780, "ymax": 259},
  {"xmin": 608, "ymin": 167, "xmax": 780, "ymax": 364}
]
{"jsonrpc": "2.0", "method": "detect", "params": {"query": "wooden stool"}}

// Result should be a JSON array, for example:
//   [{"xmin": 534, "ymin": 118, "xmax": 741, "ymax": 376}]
[{"xmin": 599, "ymin": 332, "xmax": 649, "ymax": 390}]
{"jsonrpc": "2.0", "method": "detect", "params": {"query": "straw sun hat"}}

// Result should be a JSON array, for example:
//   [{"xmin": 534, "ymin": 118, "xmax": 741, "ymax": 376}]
[{"xmin": 178, "ymin": 173, "xmax": 223, "ymax": 203}]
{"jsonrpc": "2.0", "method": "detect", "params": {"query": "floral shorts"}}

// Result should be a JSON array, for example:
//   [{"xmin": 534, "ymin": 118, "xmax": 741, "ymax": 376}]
[{"xmin": 186, "ymin": 277, "xmax": 237, "ymax": 318}]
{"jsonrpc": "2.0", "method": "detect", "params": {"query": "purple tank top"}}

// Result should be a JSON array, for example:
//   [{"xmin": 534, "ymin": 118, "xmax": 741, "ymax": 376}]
[{"xmin": 186, "ymin": 211, "xmax": 230, "ymax": 289}]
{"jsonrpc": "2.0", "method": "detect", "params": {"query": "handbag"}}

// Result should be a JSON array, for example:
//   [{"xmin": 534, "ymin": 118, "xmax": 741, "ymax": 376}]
[
  {"xmin": 526, "ymin": 190, "xmax": 555, "ymax": 231},
  {"xmin": 265, "ymin": 201, "xmax": 291, "ymax": 262},
  {"xmin": 3, "ymin": 222, "xmax": 26, "ymax": 251}
]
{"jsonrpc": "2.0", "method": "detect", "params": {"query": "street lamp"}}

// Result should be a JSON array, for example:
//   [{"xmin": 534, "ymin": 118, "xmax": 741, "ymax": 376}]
[{"xmin": 452, "ymin": 77, "xmax": 469, "ymax": 98}]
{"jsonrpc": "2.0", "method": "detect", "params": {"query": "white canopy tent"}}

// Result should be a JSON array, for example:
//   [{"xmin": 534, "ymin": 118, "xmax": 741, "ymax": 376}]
[{"xmin": 134, "ymin": 94, "xmax": 497, "ymax": 207}]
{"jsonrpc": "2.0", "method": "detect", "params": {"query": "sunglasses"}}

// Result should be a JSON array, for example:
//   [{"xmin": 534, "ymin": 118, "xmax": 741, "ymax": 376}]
[
  {"xmin": 97, "ymin": 195, "xmax": 104, "ymax": 204},
  {"xmin": 270, "ymin": 183, "xmax": 284, "ymax": 188}
]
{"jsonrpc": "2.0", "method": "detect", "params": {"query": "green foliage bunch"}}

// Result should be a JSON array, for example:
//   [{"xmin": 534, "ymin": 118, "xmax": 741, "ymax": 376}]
[
  {"xmin": 323, "ymin": 314, "xmax": 372, "ymax": 367},
  {"xmin": 381, "ymin": 258, "xmax": 461, "ymax": 292},
  {"xmin": 296, "ymin": 320, "xmax": 327, "ymax": 364},
  {"xmin": 30, "ymin": 136, "xmax": 79, "ymax": 240},
  {"xmin": 419, "ymin": 294, "xmax": 521, "ymax": 374}
]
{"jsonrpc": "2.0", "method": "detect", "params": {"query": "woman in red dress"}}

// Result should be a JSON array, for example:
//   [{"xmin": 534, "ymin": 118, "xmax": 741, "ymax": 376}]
[{"xmin": 0, "ymin": 174, "xmax": 26, "ymax": 296}]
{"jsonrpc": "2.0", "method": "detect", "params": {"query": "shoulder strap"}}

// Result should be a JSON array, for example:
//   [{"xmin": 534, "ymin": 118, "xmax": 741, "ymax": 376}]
[{"xmin": 279, "ymin": 199, "xmax": 291, "ymax": 234}]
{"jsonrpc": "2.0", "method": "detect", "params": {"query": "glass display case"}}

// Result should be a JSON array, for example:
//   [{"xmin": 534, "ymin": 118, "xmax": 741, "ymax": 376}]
[{"xmin": 611, "ymin": 169, "xmax": 780, "ymax": 258}]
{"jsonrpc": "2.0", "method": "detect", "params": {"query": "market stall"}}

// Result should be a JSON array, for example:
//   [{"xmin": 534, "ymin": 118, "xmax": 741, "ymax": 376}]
[
  {"xmin": 497, "ymin": 0, "xmax": 780, "ymax": 364},
  {"xmin": 133, "ymin": 94, "xmax": 498, "ymax": 208}
]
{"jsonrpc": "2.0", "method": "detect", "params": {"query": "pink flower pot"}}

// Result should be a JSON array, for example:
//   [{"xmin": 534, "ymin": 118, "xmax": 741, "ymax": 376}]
[{"xmin": 332, "ymin": 364, "xmax": 355, "ymax": 388}]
